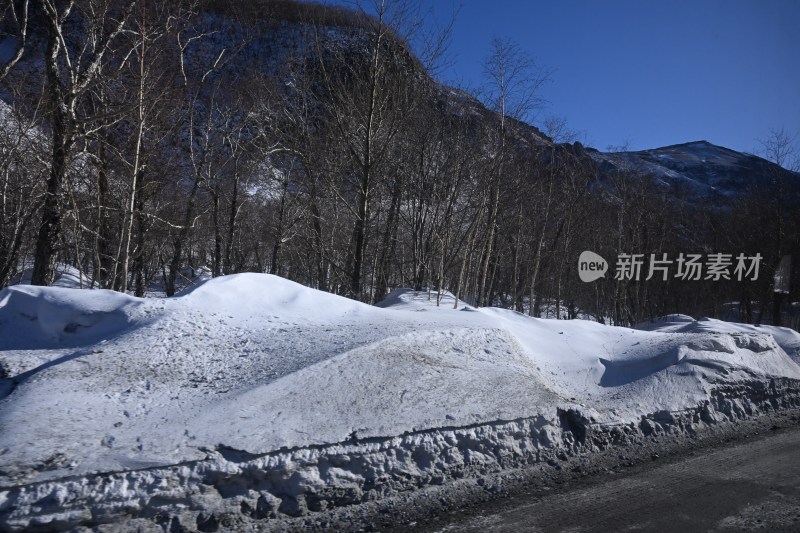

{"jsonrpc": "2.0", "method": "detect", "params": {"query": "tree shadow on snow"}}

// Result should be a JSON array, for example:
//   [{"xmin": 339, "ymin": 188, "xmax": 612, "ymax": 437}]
[{"xmin": 0, "ymin": 348, "xmax": 93, "ymax": 401}]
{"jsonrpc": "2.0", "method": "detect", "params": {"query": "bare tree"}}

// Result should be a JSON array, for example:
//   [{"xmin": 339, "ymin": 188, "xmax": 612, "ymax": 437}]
[
  {"xmin": 311, "ymin": 0, "xmax": 420, "ymax": 300},
  {"xmin": 757, "ymin": 126, "xmax": 799, "ymax": 326},
  {"xmin": 541, "ymin": 115, "xmax": 581, "ymax": 144},
  {"xmin": 0, "ymin": 94, "xmax": 48, "ymax": 286},
  {"xmin": 31, "ymin": 0, "xmax": 136, "ymax": 286},
  {"xmin": 475, "ymin": 36, "xmax": 550, "ymax": 305},
  {"xmin": 758, "ymin": 126, "xmax": 798, "ymax": 170}
]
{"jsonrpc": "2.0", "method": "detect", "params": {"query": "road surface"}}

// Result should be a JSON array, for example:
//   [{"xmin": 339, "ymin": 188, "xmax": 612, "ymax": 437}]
[{"xmin": 432, "ymin": 426, "xmax": 800, "ymax": 532}]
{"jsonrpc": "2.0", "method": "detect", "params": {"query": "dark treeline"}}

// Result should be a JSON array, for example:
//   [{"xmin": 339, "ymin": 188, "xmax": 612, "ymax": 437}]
[{"xmin": 1, "ymin": 0, "xmax": 798, "ymax": 327}]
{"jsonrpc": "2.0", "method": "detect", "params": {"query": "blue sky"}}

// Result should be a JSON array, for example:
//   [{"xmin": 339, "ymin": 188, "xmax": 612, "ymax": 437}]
[{"xmin": 323, "ymin": 0, "xmax": 800, "ymax": 155}]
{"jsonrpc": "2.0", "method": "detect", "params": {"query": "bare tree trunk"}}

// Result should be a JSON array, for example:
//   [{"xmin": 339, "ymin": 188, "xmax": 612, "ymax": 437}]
[
  {"xmin": 225, "ymin": 166, "xmax": 240, "ymax": 275},
  {"xmin": 0, "ymin": 201, "xmax": 40, "ymax": 288},
  {"xmin": 133, "ymin": 195, "xmax": 147, "ymax": 297},
  {"xmin": 309, "ymin": 184, "xmax": 326, "ymax": 291},
  {"xmin": 32, "ymin": 0, "xmax": 135, "ymax": 286},
  {"xmin": 166, "ymin": 177, "xmax": 200, "ymax": 296},
  {"xmin": 31, "ymin": 13, "xmax": 72, "ymax": 286},
  {"xmin": 32, "ymin": 108, "xmax": 69, "ymax": 286},
  {"xmin": 529, "ymin": 174, "xmax": 554, "ymax": 315},
  {"xmin": 374, "ymin": 174, "xmax": 402, "ymax": 303},
  {"xmin": 477, "ymin": 164, "xmax": 501, "ymax": 306},
  {"xmin": 212, "ymin": 181, "xmax": 222, "ymax": 277},
  {"xmin": 349, "ymin": 156, "xmax": 370, "ymax": 299},
  {"xmin": 511, "ymin": 202, "xmax": 523, "ymax": 310},
  {"xmin": 271, "ymin": 177, "xmax": 290, "ymax": 275}
]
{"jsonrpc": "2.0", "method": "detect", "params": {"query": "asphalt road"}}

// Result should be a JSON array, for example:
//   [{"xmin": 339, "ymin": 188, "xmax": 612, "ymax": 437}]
[{"xmin": 432, "ymin": 426, "xmax": 800, "ymax": 533}]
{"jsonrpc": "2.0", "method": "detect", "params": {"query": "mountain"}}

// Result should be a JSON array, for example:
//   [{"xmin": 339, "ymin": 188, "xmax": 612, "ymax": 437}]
[
  {"xmin": 0, "ymin": 1, "xmax": 789, "ymax": 205},
  {"xmin": 1, "ymin": 0, "xmax": 798, "ymax": 326},
  {"xmin": 583, "ymin": 140, "xmax": 798, "ymax": 200}
]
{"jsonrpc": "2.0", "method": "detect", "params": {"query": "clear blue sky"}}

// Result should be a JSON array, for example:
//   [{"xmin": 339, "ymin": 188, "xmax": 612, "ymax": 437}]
[{"xmin": 320, "ymin": 1, "xmax": 800, "ymax": 155}]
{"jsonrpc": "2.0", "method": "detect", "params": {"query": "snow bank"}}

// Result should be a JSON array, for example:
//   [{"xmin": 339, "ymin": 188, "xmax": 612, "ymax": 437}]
[
  {"xmin": 638, "ymin": 316, "xmax": 800, "ymax": 364},
  {"xmin": 0, "ymin": 285, "xmax": 142, "ymax": 348},
  {"xmin": 180, "ymin": 273, "xmax": 368, "ymax": 322},
  {"xmin": 374, "ymin": 288, "xmax": 474, "ymax": 311},
  {"xmin": 2, "ymin": 275, "xmax": 800, "ymax": 530},
  {"xmin": 9, "ymin": 264, "xmax": 91, "ymax": 290}
]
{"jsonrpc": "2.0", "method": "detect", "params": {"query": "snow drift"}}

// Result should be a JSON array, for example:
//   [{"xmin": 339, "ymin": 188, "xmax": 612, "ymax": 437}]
[{"xmin": 1, "ymin": 276, "xmax": 800, "ymax": 530}]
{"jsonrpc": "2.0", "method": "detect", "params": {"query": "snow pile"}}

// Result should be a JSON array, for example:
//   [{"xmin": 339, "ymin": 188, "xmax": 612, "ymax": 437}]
[
  {"xmin": 1, "ymin": 275, "xmax": 800, "ymax": 529},
  {"xmin": 375, "ymin": 288, "xmax": 474, "ymax": 311},
  {"xmin": 0, "ymin": 285, "xmax": 142, "ymax": 348},
  {"xmin": 638, "ymin": 316, "xmax": 800, "ymax": 364},
  {"xmin": 8, "ymin": 264, "xmax": 90, "ymax": 290}
]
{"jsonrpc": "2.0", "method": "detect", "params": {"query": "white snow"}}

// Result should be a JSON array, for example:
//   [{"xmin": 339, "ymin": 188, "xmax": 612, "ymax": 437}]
[
  {"xmin": 1, "ymin": 275, "xmax": 800, "ymax": 491},
  {"xmin": 10, "ymin": 264, "xmax": 95, "ymax": 290},
  {"xmin": 637, "ymin": 315, "xmax": 800, "ymax": 364}
]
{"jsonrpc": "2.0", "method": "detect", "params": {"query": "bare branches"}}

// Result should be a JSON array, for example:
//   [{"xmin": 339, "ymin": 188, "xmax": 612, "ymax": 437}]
[
  {"xmin": 541, "ymin": 115, "xmax": 582, "ymax": 144},
  {"xmin": 2, "ymin": 0, "xmax": 793, "ymax": 331},
  {"xmin": 758, "ymin": 126, "xmax": 798, "ymax": 171},
  {"xmin": 0, "ymin": 0, "xmax": 29, "ymax": 81},
  {"xmin": 481, "ymin": 36, "xmax": 552, "ymax": 124}
]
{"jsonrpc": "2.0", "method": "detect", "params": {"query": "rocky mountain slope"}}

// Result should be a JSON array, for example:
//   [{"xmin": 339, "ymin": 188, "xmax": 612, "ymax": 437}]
[{"xmin": 584, "ymin": 140, "xmax": 798, "ymax": 200}]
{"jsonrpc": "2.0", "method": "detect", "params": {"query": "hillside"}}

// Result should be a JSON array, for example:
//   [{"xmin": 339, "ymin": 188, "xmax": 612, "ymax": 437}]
[
  {"xmin": 586, "ymin": 140, "xmax": 799, "ymax": 200},
  {"xmin": 0, "ymin": 0, "xmax": 798, "ymax": 324}
]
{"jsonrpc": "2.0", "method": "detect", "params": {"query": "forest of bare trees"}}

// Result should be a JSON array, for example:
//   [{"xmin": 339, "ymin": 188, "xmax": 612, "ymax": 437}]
[{"xmin": 1, "ymin": 0, "xmax": 798, "ymax": 327}]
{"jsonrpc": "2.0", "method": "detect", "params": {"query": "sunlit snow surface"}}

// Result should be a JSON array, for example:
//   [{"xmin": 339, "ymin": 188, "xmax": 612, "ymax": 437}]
[{"xmin": 1, "ymin": 274, "xmax": 799, "ymax": 486}]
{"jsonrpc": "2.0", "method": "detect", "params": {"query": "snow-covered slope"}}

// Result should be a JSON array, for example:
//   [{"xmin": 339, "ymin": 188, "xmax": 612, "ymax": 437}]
[{"xmin": 2, "ymin": 275, "xmax": 799, "ymax": 494}]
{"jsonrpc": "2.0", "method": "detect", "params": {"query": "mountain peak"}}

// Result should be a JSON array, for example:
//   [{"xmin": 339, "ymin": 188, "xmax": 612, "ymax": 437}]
[{"xmin": 589, "ymin": 139, "xmax": 795, "ymax": 200}]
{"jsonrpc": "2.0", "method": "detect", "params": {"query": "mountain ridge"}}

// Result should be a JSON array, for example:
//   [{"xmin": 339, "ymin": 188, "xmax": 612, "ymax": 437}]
[{"xmin": 581, "ymin": 138, "xmax": 798, "ymax": 200}]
